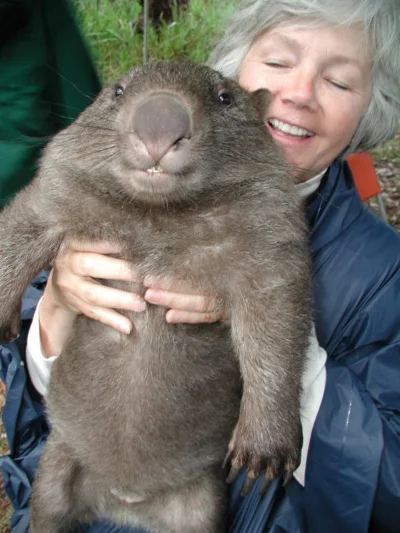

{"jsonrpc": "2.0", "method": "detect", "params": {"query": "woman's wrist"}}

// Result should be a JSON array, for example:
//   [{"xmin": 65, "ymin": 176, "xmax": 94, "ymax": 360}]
[{"xmin": 39, "ymin": 284, "xmax": 77, "ymax": 358}]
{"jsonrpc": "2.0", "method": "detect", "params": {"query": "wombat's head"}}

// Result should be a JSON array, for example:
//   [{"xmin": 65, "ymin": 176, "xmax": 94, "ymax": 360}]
[{"xmin": 52, "ymin": 61, "xmax": 277, "ymax": 205}]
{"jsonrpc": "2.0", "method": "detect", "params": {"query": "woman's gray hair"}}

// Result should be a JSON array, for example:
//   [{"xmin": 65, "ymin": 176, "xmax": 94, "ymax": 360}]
[{"xmin": 209, "ymin": 0, "xmax": 400, "ymax": 155}]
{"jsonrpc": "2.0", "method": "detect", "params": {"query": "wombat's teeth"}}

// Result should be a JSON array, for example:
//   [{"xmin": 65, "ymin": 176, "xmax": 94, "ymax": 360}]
[{"xmin": 147, "ymin": 165, "xmax": 163, "ymax": 174}]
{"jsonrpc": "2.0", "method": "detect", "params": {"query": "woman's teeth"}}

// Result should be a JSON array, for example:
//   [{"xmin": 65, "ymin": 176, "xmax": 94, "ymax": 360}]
[{"xmin": 268, "ymin": 119, "xmax": 314, "ymax": 138}]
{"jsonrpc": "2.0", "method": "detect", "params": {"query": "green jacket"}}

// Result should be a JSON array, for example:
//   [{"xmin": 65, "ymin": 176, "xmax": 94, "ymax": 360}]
[{"xmin": 0, "ymin": 0, "xmax": 101, "ymax": 207}]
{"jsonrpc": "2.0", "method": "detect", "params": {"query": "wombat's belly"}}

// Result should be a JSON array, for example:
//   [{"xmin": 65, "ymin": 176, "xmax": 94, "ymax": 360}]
[{"xmin": 47, "ymin": 309, "xmax": 242, "ymax": 494}]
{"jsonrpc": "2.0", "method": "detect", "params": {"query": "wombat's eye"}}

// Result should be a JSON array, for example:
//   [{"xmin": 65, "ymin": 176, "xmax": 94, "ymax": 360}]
[
  {"xmin": 218, "ymin": 90, "xmax": 232, "ymax": 105},
  {"xmin": 115, "ymin": 86, "xmax": 125, "ymax": 97}
]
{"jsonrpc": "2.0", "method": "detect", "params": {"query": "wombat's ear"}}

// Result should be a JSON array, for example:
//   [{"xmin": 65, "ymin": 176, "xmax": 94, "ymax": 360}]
[{"xmin": 249, "ymin": 89, "xmax": 271, "ymax": 120}]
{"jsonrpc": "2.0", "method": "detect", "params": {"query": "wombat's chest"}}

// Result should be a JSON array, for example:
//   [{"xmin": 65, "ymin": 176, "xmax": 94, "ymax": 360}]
[
  {"xmin": 86, "ymin": 204, "xmax": 247, "ymax": 294},
  {"xmin": 51, "ymin": 204, "xmax": 244, "ymax": 485},
  {"xmin": 60, "ymin": 204, "xmax": 241, "ymax": 395}
]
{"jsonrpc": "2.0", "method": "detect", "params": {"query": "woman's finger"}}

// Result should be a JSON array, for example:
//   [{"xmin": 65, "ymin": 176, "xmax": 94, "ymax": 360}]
[
  {"xmin": 165, "ymin": 309, "xmax": 222, "ymax": 324},
  {"xmin": 76, "ymin": 300, "xmax": 134, "ymax": 335},
  {"xmin": 59, "ymin": 238, "xmax": 122, "ymax": 255},
  {"xmin": 70, "ymin": 278, "xmax": 147, "ymax": 312},
  {"xmin": 144, "ymin": 288, "xmax": 216, "ymax": 314},
  {"xmin": 60, "ymin": 251, "xmax": 137, "ymax": 282}
]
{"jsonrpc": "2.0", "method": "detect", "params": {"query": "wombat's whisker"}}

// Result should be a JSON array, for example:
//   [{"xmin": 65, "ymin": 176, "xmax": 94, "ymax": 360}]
[
  {"xmin": 73, "ymin": 123, "xmax": 120, "ymax": 134},
  {"xmin": 0, "ymin": 142, "xmax": 53, "ymax": 162},
  {"xmin": 40, "ymin": 101, "xmax": 95, "ymax": 115},
  {"xmin": 0, "ymin": 135, "xmax": 53, "ymax": 145},
  {"xmin": 44, "ymin": 65, "xmax": 98, "ymax": 101},
  {"xmin": 56, "ymin": 125, "xmax": 117, "ymax": 137},
  {"xmin": 47, "ymin": 112, "xmax": 89, "ymax": 123},
  {"xmin": 90, "ymin": 152, "xmax": 118, "ymax": 170}
]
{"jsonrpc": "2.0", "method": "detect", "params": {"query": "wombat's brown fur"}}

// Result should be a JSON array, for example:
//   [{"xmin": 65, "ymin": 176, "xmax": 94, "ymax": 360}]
[{"xmin": 0, "ymin": 61, "xmax": 311, "ymax": 533}]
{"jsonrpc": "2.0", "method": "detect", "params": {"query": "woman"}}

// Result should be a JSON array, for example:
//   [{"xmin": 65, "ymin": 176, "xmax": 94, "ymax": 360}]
[{"xmin": 1, "ymin": 0, "xmax": 400, "ymax": 531}]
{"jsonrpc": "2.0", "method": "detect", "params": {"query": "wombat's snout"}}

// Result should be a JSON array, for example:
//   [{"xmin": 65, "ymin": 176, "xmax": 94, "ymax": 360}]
[{"xmin": 132, "ymin": 93, "xmax": 192, "ymax": 165}]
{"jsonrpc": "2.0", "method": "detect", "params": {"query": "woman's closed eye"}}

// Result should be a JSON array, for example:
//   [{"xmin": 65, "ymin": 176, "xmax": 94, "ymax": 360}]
[
  {"xmin": 326, "ymin": 78, "xmax": 351, "ymax": 91},
  {"xmin": 265, "ymin": 60, "xmax": 289, "ymax": 68}
]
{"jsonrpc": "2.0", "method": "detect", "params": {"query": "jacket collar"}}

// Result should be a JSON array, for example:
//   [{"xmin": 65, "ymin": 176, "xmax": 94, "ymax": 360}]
[{"xmin": 306, "ymin": 159, "xmax": 365, "ymax": 253}]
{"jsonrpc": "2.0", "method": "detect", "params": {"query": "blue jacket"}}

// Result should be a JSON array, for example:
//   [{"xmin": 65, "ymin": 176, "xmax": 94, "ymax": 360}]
[{"xmin": 1, "ymin": 160, "xmax": 399, "ymax": 532}]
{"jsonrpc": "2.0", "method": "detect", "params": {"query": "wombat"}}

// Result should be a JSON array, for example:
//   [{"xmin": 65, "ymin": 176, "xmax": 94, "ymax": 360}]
[{"xmin": 0, "ymin": 61, "xmax": 311, "ymax": 533}]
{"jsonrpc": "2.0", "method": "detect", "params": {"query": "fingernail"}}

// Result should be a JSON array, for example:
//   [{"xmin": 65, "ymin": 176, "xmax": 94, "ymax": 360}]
[
  {"xmin": 143, "ymin": 276, "xmax": 160, "ymax": 288},
  {"xmin": 165, "ymin": 310, "xmax": 178, "ymax": 323},
  {"xmin": 133, "ymin": 300, "xmax": 147, "ymax": 312},
  {"xmin": 120, "ymin": 323, "xmax": 132, "ymax": 335},
  {"xmin": 144, "ymin": 289, "xmax": 160, "ymax": 303}
]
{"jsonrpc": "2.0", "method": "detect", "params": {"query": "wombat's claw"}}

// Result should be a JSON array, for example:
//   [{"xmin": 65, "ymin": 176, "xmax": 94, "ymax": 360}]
[
  {"xmin": 259, "ymin": 476, "xmax": 272, "ymax": 497},
  {"xmin": 0, "ymin": 327, "xmax": 20, "ymax": 345},
  {"xmin": 282, "ymin": 470, "xmax": 293, "ymax": 487},
  {"xmin": 0, "ymin": 306, "xmax": 22, "ymax": 344},
  {"xmin": 7, "ymin": 332, "xmax": 20, "ymax": 343},
  {"xmin": 241, "ymin": 470, "xmax": 257, "ymax": 496},
  {"xmin": 222, "ymin": 448, "xmax": 232, "ymax": 470},
  {"xmin": 226, "ymin": 462, "xmax": 240, "ymax": 485}
]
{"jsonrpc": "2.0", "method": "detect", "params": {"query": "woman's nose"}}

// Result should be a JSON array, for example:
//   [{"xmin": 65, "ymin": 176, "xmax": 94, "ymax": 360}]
[{"xmin": 280, "ymin": 71, "xmax": 318, "ymax": 110}]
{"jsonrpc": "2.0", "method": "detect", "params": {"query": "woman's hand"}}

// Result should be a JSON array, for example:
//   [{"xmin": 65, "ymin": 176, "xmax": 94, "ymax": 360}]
[
  {"xmin": 39, "ymin": 239, "xmax": 224, "ymax": 357},
  {"xmin": 144, "ymin": 281, "xmax": 224, "ymax": 325}
]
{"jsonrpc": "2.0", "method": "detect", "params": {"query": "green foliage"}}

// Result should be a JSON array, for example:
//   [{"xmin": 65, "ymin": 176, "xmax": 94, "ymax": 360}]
[
  {"xmin": 72, "ymin": 0, "xmax": 238, "ymax": 83},
  {"xmin": 372, "ymin": 136, "xmax": 400, "ymax": 165}
]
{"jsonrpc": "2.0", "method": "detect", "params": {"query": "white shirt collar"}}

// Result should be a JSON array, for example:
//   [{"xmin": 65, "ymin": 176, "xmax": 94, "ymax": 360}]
[{"xmin": 296, "ymin": 169, "xmax": 327, "ymax": 199}]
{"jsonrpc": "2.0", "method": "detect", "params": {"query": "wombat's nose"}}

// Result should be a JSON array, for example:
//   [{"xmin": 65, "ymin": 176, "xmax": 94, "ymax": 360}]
[{"xmin": 132, "ymin": 94, "xmax": 192, "ymax": 163}]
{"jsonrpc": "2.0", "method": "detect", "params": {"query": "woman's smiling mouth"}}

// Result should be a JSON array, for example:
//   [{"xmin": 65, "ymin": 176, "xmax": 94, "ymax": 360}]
[{"xmin": 267, "ymin": 118, "xmax": 315, "ymax": 138}]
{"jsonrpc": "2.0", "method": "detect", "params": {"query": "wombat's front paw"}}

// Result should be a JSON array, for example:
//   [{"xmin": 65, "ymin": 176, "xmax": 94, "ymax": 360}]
[
  {"xmin": 224, "ymin": 414, "xmax": 303, "ymax": 496},
  {"xmin": 0, "ymin": 306, "xmax": 22, "ymax": 344}
]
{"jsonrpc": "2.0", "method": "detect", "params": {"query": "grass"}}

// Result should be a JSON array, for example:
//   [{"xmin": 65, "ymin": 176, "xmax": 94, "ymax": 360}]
[{"xmin": 72, "ymin": 0, "xmax": 238, "ymax": 83}]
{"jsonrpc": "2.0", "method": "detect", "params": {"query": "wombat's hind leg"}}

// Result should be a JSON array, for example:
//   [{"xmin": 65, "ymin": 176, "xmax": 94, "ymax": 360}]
[
  {"xmin": 145, "ymin": 473, "xmax": 227, "ymax": 533},
  {"xmin": 30, "ymin": 435, "xmax": 95, "ymax": 533}
]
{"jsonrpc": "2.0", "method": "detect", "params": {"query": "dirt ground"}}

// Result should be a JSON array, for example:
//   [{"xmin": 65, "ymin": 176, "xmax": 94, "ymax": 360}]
[
  {"xmin": 370, "ymin": 136, "xmax": 400, "ymax": 227},
  {"xmin": 0, "ymin": 144, "xmax": 399, "ymax": 532}
]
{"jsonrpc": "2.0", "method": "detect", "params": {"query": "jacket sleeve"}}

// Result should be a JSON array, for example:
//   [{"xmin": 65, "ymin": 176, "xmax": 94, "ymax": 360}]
[
  {"xmin": 305, "ymin": 239, "xmax": 400, "ymax": 533},
  {"xmin": 0, "ymin": 272, "xmax": 49, "ymax": 532},
  {"xmin": 351, "ymin": 279, "xmax": 400, "ymax": 532},
  {"xmin": 304, "ymin": 360, "xmax": 384, "ymax": 532}
]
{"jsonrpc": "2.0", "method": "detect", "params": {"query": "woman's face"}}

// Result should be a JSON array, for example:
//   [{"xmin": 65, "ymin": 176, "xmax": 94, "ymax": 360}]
[{"xmin": 239, "ymin": 23, "xmax": 372, "ymax": 182}]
